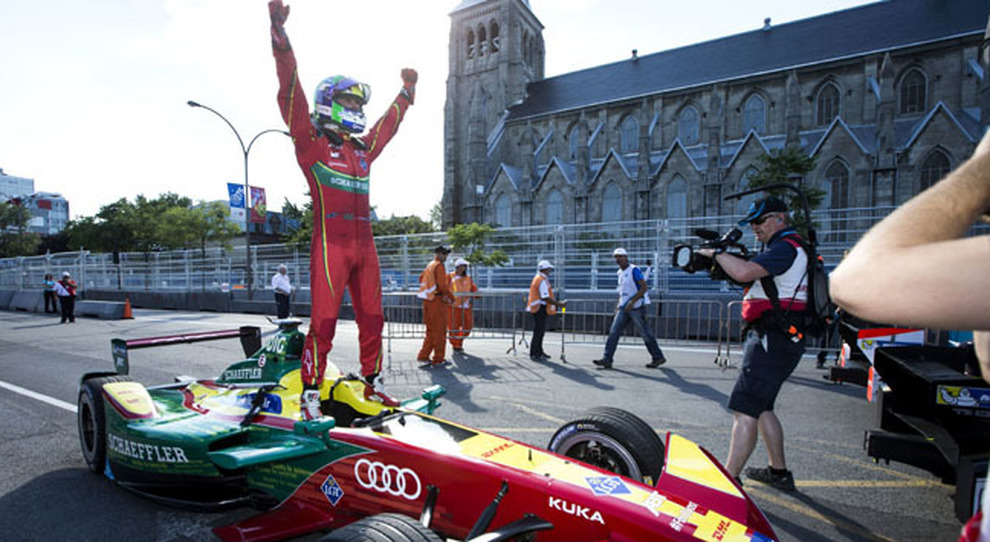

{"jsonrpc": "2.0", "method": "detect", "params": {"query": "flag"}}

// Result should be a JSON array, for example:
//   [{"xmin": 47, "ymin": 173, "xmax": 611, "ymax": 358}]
[
  {"xmin": 250, "ymin": 186, "xmax": 267, "ymax": 224},
  {"xmin": 228, "ymin": 183, "xmax": 246, "ymax": 223}
]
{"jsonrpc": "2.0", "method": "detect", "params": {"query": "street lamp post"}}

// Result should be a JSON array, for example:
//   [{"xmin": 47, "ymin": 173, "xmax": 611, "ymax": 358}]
[{"xmin": 187, "ymin": 100, "xmax": 289, "ymax": 300}]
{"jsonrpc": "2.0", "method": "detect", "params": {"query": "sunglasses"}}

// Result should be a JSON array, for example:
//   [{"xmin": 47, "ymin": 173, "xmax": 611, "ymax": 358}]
[{"xmin": 752, "ymin": 213, "xmax": 776, "ymax": 225}]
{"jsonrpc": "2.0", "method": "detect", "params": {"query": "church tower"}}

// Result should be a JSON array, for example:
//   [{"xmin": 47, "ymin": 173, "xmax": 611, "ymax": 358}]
[{"xmin": 443, "ymin": 0, "xmax": 544, "ymax": 226}]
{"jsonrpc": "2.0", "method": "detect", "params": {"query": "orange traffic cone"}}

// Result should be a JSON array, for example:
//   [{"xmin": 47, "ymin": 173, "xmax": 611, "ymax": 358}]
[{"xmin": 123, "ymin": 297, "xmax": 133, "ymax": 319}]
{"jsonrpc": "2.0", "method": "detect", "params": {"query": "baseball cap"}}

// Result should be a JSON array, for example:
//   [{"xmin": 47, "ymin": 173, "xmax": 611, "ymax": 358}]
[
  {"xmin": 537, "ymin": 260, "xmax": 554, "ymax": 270},
  {"xmin": 454, "ymin": 258, "xmax": 469, "ymax": 267},
  {"xmin": 612, "ymin": 247, "xmax": 628, "ymax": 257},
  {"xmin": 739, "ymin": 196, "xmax": 788, "ymax": 226}
]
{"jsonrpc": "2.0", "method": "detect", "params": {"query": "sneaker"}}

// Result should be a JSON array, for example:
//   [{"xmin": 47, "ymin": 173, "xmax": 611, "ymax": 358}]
[
  {"xmin": 645, "ymin": 357, "xmax": 666, "ymax": 368},
  {"xmin": 363, "ymin": 374, "xmax": 400, "ymax": 407},
  {"xmin": 744, "ymin": 466, "xmax": 795, "ymax": 491},
  {"xmin": 592, "ymin": 359, "xmax": 613, "ymax": 369},
  {"xmin": 416, "ymin": 357, "xmax": 431, "ymax": 363},
  {"xmin": 530, "ymin": 355, "xmax": 544, "ymax": 362}
]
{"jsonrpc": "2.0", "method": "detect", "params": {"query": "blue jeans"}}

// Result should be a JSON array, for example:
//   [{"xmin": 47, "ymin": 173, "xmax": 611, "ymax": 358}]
[{"xmin": 602, "ymin": 306, "xmax": 664, "ymax": 362}]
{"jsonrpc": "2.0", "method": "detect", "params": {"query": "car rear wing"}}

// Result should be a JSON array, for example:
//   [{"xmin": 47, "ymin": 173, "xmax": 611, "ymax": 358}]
[{"xmin": 111, "ymin": 326, "xmax": 262, "ymax": 376}]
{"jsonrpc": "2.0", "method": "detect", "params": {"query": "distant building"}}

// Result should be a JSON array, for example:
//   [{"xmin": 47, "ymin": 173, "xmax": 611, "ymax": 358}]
[
  {"xmin": 18, "ymin": 192, "xmax": 70, "ymax": 235},
  {"xmin": 0, "ymin": 168, "xmax": 34, "ymax": 199},
  {"xmin": 444, "ymin": 0, "xmax": 989, "ymax": 230}
]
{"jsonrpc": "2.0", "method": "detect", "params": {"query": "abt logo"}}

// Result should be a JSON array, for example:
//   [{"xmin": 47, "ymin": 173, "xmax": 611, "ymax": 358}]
[{"xmin": 548, "ymin": 496, "xmax": 605, "ymax": 525}]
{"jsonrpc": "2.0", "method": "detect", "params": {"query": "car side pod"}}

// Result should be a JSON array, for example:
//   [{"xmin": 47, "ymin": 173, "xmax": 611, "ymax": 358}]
[{"xmin": 207, "ymin": 418, "xmax": 338, "ymax": 471}]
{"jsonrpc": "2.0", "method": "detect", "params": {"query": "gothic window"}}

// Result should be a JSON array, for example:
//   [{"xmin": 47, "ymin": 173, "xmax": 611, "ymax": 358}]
[
  {"xmin": 569, "ymin": 124, "xmax": 581, "ymax": 160},
  {"xmin": 494, "ymin": 193, "xmax": 511, "ymax": 227},
  {"xmin": 620, "ymin": 116, "xmax": 638, "ymax": 155},
  {"xmin": 546, "ymin": 189, "xmax": 564, "ymax": 225},
  {"xmin": 703, "ymin": 184, "xmax": 721, "ymax": 216},
  {"xmin": 523, "ymin": 33, "xmax": 530, "ymax": 65},
  {"xmin": 478, "ymin": 25, "xmax": 487, "ymax": 57},
  {"xmin": 737, "ymin": 168, "xmax": 759, "ymax": 216},
  {"xmin": 490, "ymin": 22, "xmax": 500, "ymax": 53},
  {"xmin": 666, "ymin": 176, "xmax": 688, "ymax": 220},
  {"xmin": 743, "ymin": 94, "xmax": 766, "ymax": 135},
  {"xmin": 602, "ymin": 182, "xmax": 622, "ymax": 222},
  {"xmin": 678, "ymin": 106, "xmax": 699, "ymax": 145},
  {"xmin": 920, "ymin": 150, "xmax": 950, "ymax": 191},
  {"xmin": 899, "ymin": 68, "xmax": 927, "ymax": 115},
  {"xmin": 467, "ymin": 29, "xmax": 475, "ymax": 59},
  {"xmin": 816, "ymin": 83, "xmax": 840, "ymax": 126},
  {"xmin": 826, "ymin": 161, "xmax": 850, "ymax": 209}
]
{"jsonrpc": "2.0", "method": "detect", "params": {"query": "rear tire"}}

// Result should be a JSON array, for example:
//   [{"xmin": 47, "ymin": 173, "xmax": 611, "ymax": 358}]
[
  {"xmin": 318, "ymin": 513, "xmax": 442, "ymax": 542},
  {"xmin": 78, "ymin": 375, "xmax": 132, "ymax": 474},
  {"xmin": 548, "ymin": 406, "xmax": 665, "ymax": 486}
]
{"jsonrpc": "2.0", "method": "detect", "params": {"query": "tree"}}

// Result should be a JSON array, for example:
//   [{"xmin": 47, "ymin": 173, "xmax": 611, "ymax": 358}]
[
  {"xmin": 0, "ymin": 201, "xmax": 40, "ymax": 257},
  {"xmin": 446, "ymin": 222, "xmax": 508, "ymax": 267},
  {"xmin": 429, "ymin": 201, "xmax": 442, "ymax": 231},
  {"xmin": 284, "ymin": 198, "xmax": 313, "ymax": 250},
  {"xmin": 745, "ymin": 147, "xmax": 823, "ymax": 239},
  {"xmin": 372, "ymin": 213, "xmax": 436, "ymax": 237}
]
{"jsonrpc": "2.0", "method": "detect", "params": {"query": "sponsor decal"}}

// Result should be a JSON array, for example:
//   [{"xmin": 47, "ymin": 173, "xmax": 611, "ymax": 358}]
[
  {"xmin": 107, "ymin": 434, "xmax": 189, "ymax": 463},
  {"xmin": 670, "ymin": 501, "xmax": 698, "ymax": 532},
  {"xmin": 257, "ymin": 354, "xmax": 267, "ymax": 368},
  {"xmin": 321, "ymin": 474, "xmax": 345, "ymax": 506},
  {"xmin": 359, "ymin": 158, "xmax": 367, "ymax": 171},
  {"xmin": 481, "ymin": 442, "xmax": 514, "ymax": 459},
  {"xmin": 937, "ymin": 385, "xmax": 990, "ymax": 409},
  {"xmin": 233, "ymin": 392, "xmax": 283, "ymax": 414},
  {"xmin": 354, "ymin": 459, "xmax": 422, "ymax": 500},
  {"xmin": 643, "ymin": 491, "xmax": 667, "ymax": 517},
  {"xmin": 548, "ymin": 496, "xmax": 605, "ymax": 525},
  {"xmin": 585, "ymin": 476, "xmax": 631, "ymax": 497},
  {"xmin": 712, "ymin": 519, "xmax": 731, "ymax": 541},
  {"xmin": 223, "ymin": 367, "xmax": 263, "ymax": 380}
]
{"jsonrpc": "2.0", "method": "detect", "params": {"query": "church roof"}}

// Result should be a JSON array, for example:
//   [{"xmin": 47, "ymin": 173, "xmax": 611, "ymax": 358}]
[
  {"xmin": 507, "ymin": 0, "xmax": 988, "ymax": 121},
  {"xmin": 451, "ymin": 0, "xmax": 530, "ymax": 15}
]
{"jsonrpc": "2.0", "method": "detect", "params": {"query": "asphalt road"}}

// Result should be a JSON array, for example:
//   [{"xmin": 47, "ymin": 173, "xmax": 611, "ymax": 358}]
[{"xmin": 0, "ymin": 308, "xmax": 963, "ymax": 542}]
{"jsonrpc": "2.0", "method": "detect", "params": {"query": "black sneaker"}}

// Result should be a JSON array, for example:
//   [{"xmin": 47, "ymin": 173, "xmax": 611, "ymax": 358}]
[
  {"xmin": 592, "ymin": 359, "xmax": 613, "ymax": 369},
  {"xmin": 530, "ymin": 355, "xmax": 544, "ymax": 362},
  {"xmin": 745, "ymin": 466, "xmax": 795, "ymax": 491},
  {"xmin": 646, "ymin": 357, "xmax": 666, "ymax": 368}
]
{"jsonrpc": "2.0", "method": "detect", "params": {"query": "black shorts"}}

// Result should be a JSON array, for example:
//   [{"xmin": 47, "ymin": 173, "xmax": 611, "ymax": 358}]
[{"xmin": 728, "ymin": 328, "xmax": 805, "ymax": 418}]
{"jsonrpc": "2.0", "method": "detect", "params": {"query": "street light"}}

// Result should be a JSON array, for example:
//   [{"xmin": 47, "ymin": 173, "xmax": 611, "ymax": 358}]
[{"xmin": 187, "ymin": 100, "xmax": 289, "ymax": 300}]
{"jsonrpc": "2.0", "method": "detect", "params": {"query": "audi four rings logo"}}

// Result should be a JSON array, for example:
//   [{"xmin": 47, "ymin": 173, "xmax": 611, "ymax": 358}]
[{"xmin": 354, "ymin": 459, "xmax": 422, "ymax": 500}]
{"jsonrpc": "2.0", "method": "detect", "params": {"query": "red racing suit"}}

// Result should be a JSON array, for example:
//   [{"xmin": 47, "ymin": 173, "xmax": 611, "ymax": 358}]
[{"xmin": 273, "ymin": 40, "xmax": 411, "ymax": 387}]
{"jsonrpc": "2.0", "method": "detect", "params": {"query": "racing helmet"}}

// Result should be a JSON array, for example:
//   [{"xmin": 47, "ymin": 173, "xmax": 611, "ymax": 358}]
[{"xmin": 312, "ymin": 75, "xmax": 371, "ymax": 134}]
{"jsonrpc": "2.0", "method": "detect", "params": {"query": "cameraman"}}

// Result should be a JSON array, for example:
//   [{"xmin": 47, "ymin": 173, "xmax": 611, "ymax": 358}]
[{"xmin": 698, "ymin": 196, "xmax": 807, "ymax": 491}]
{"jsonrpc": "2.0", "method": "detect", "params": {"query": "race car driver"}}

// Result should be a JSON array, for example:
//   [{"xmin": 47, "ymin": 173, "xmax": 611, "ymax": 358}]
[{"xmin": 269, "ymin": 0, "xmax": 415, "ymax": 417}]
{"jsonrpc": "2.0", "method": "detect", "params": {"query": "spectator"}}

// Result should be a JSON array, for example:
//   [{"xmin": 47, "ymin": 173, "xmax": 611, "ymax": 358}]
[
  {"xmin": 417, "ymin": 245, "xmax": 454, "ymax": 365},
  {"xmin": 829, "ymin": 131, "xmax": 990, "ymax": 541},
  {"xmin": 527, "ymin": 260, "xmax": 566, "ymax": 362},
  {"xmin": 698, "ymin": 196, "xmax": 808, "ymax": 491},
  {"xmin": 53, "ymin": 271, "xmax": 77, "ymax": 324},
  {"xmin": 448, "ymin": 258, "xmax": 478, "ymax": 353},
  {"xmin": 42, "ymin": 273, "xmax": 57, "ymax": 314},
  {"xmin": 593, "ymin": 248, "xmax": 667, "ymax": 369},
  {"xmin": 271, "ymin": 264, "xmax": 292, "ymax": 319}
]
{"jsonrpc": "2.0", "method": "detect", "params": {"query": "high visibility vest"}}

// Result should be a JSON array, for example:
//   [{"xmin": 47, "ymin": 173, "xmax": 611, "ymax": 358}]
[
  {"xmin": 418, "ymin": 260, "xmax": 447, "ymax": 300},
  {"xmin": 527, "ymin": 273, "xmax": 556, "ymax": 315},
  {"xmin": 448, "ymin": 273, "xmax": 477, "ymax": 309}
]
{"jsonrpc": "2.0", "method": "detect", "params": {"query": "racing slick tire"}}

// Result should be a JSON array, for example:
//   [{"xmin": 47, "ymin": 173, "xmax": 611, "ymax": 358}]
[
  {"xmin": 78, "ymin": 375, "xmax": 132, "ymax": 474},
  {"xmin": 318, "ymin": 513, "xmax": 442, "ymax": 542},
  {"xmin": 548, "ymin": 406, "xmax": 665, "ymax": 486}
]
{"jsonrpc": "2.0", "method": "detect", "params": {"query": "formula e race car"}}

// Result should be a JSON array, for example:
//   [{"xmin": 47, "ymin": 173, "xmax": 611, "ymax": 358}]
[{"xmin": 77, "ymin": 320, "xmax": 778, "ymax": 542}]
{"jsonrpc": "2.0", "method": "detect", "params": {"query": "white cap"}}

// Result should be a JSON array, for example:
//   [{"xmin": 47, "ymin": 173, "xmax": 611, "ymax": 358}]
[
  {"xmin": 538, "ymin": 259, "xmax": 554, "ymax": 270},
  {"xmin": 612, "ymin": 247, "xmax": 628, "ymax": 257},
  {"xmin": 454, "ymin": 258, "xmax": 469, "ymax": 267},
  {"xmin": 61, "ymin": 271, "xmax": 71, "ymax": 278}
]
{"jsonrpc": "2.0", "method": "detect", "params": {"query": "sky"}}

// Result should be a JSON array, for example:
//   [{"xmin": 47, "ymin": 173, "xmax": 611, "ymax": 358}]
[{"xmin": 0, "ymin": 0, "xmax": 875, "ymax": 222}]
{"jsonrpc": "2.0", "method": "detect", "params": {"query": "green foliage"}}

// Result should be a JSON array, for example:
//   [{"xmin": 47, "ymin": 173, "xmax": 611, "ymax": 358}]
[
  {"xmin": 0, "ymin": 201, "xmax": 40, "ymax": 257},
  {"xmin": 284, "ymin": 198, "xmax": 313, "ymax": 250},
  {"xmin": 429, "ymin": 201, "xmax": 442, "ymax": 231},
  {"xmin": 372, "ymin": 213, "xmax": 436, "ymax": 237},
  {"xmin": 746, "ymin": 147, "xmax": 824, "ymax": 239},
  {"xmin": 446, "ymin": 222, "xmax": 508, "ymax": 267}
]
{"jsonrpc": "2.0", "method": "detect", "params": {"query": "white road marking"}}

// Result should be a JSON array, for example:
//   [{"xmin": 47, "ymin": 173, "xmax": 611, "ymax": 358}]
[{"xmin": 0, "ymin": 380, "xmax": 77, "ymax": 413}]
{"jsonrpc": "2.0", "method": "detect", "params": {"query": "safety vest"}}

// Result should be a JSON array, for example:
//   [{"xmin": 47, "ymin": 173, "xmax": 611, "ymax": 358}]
[
  {"xmin": 617, "ymin": 264, "xmax": 649, "ymax": 309},
  {"xmin": 448, "ymin": 273, "xmax": 477, "ymax": 309},
  {"xmin": 527, "ymin": 273, "xmax": 556, "ymax": 315},
  {"xmin": 742, "ymin": 236, "xmax": 808, "ymax": 322},
  {"xmin": 418, "ymin": 260, "xmax": 447, "ymax": 300}
]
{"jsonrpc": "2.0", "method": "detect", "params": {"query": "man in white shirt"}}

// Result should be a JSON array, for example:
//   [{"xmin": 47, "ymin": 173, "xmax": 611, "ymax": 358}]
[
  {"xmin": 593, "ymin": 248, "xmax": 667, "ymax": 369},
  {"xmin": 271, "ymin": 264, "xmax": 292, "ymax": 319}
]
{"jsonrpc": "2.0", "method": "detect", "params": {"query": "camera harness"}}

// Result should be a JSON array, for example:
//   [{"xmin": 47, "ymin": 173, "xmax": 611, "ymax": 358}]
[{"xmin": 755, "ymin": 231, "xmax": 811, "ymax": 343}]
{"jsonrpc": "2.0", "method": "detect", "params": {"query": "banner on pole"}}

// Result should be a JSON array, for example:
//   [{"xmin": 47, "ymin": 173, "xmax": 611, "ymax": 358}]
[
  {"xmin": 250, "ymin": 186, "xmax": 267, "ymax": 224},
  {"xmin": 227, "ymin": 183, "xmax": 246, "ymax": 223}
]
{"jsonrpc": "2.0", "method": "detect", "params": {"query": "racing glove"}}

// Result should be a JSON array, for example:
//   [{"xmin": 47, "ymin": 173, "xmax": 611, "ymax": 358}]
[
  {"xmin": 400, "ymin": 68, "xmax": 417, "ymax": 105},
  {"xmin": 300, "ymin": 389, "xmax": 321, "ymax": 421},
  {"xmin": 269, "ymin": 0, "xmax": 291, "ymax": 51}
]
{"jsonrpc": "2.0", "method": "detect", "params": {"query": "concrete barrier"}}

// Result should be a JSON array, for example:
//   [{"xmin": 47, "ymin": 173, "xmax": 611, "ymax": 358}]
[
  {"xmin": 75, "ymin": 300, "xmax": 127, "ymax": 319},
  {"xmin": 10, "ymin": 290, "xmax": 44, "ymax": 312},
  {"xmin": 0, "ymin": 289, "xmax": 14, "ymax": 310}
]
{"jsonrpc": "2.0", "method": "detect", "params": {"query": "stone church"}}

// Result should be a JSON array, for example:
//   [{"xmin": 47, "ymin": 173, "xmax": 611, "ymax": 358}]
[{"xmin": 442, "ymin": 0, "xmax": 989, "ymax": 230}]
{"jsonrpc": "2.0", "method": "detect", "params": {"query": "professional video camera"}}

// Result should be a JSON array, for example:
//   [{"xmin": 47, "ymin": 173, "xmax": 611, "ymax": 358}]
[{"xmin": 672, "ymin": 227, "xmax": 751, "ymax": 284}]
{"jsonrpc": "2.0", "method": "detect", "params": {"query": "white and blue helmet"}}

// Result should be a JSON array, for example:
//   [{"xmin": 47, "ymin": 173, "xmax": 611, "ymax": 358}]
[{"xmin": 312, "ymin": 75, "xmax": 371, "ymax": 134}]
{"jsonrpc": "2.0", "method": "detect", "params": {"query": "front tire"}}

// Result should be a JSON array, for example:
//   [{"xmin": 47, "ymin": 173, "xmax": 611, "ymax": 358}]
[
  {"xmin": 78, "ymin": 375, "xmax": 132, "ymax": 474},
  {"xmin": 548, "ymin": 406, "xmax": 665, "ymax": 486},
  {"xmin": 319, "ymin": 513, "xmax": 442, "ymax": 542}
]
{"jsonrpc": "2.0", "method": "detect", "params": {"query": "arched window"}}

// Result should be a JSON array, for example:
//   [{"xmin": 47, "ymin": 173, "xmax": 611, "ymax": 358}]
[
  {"xmin": 743, "ymin": 94, "xmax": 766, "ymax": 135},
  {"xmin": 825, "ymin": 161, "xmax": 850, "ymax": 209},
  {"xmin": 666, "ymin": 176, "xmax": 688, "ymax": 220},
  {"xmin": 900, "ymin": 69, "xmax": 927, "ymax": 115},
  {"xmin": 494, "ymin": 193, "xmax": 511, "ymax": 227},
  {"xmin": 478, "ymin": 25, "xmax": 487, "ymax": 57},
  {"xmin": 737, "ymin": 168, "xmax": 760, "ymax": 217},
  {"xmin": 920, "ymin": 150, "xmax": 950, "ymax": 191},
  {"xmin": 523, "ymin": 32, "xmax": 530, "ymax": 65},
  {"xmin": 490, "ymin": 22, "xmax": 500, "ymax": 53},
  {"xmin": 703, "ymin": 184, "xmax": 721, "ymax": 217},
  {"xmin": 546, "ymin": 189, "xmax": 564, "ymax": 225},
  {"xmin": 467, "ymin": 29, "xmax": 475, "ymax": 59},
  {"xmin": 816, "ymin": 83, "xmax": 840, "ymax": 126},
  {"xmin": 678, "ymin": 106, "xmax": 699, "ymax": 145},
  {"xmin": 569, "ymin": 124, "xmax": 581, "ymax": 160},
  {"xmin": 620, "ymin": 116, "xmax": 639, "ymax": 154},
  {"xmin": 602, "ymin": 182, "xmax": 622, "ymax": 222}
]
